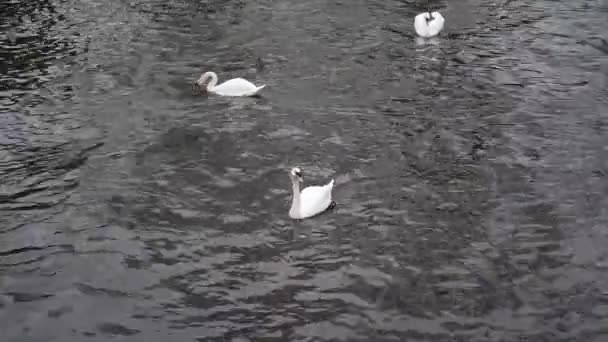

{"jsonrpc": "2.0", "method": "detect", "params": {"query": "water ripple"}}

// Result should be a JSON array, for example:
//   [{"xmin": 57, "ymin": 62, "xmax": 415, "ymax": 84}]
[{"xmin": 1, "ymin": 0, "xmax": 608, "ymax": 341}]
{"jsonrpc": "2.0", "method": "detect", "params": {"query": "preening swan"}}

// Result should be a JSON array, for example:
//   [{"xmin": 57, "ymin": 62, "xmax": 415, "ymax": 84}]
[
  {"xmin": 195, "ymin": 71, "xmax": 265, "ymax": 97},
  {"xmin": 414, "ymin": 10, "xmax": 445, "ymax": 38},
  {"xmin": 289, "ymin": 167, "xmax": 335, "ymax": 219}
]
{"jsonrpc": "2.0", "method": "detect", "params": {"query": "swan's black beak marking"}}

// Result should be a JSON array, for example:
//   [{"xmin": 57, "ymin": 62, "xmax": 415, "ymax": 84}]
[{"xmin": 426, "ymin": 9, "xmax": 434, "ymax": 22}]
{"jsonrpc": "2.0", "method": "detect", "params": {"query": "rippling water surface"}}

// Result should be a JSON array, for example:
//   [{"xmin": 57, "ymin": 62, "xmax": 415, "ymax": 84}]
[{"xmin": 2, "ymin": 0, "xmax": 608, "ymax": 341}]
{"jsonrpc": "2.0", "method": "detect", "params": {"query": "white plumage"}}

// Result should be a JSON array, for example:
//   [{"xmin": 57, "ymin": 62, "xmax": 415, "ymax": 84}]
[
  {"xmin": 195, "ymin": 71, "xmax": 265, "ymax": 97},
  {"xmin": 288, "ymin": 167, "xmax": 334, "ymax": 219},
  {"xmin": 414, "ymin": 11, "xmax": 445, "ymax": 38}
]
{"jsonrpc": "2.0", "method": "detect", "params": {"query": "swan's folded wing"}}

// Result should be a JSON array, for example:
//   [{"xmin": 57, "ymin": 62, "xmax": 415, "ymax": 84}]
[
  {"xmin": 299, "ymin": 181, "xmax": 334, "ymax": 217},
  {"xmin": 414, "ymin": 14, "xmax": 430, "ymax": 38},
  {"xmin": 429, "ymin": 13, "xmax": 445, "ymax": 35},
  {"xmin": 214, "ymin": 78, "xmax": 258, "ymax": 95}
]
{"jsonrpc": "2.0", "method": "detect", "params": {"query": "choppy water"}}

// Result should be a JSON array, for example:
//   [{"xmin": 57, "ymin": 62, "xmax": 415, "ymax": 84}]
[{"xmin": 1, "ymin": 0, "xmax": 608, "ymax": 341}]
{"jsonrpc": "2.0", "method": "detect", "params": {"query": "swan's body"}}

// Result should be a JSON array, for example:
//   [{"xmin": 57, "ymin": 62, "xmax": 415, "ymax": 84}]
[
  {"xmin": 289, "ymin": 167, "xmax": 335, "ymax": 219},
  {"xmin": 196, "ymin": 71, "xmax": 265, "ymax": 97},
  {"xmin": 414, "ymin": 11, "xmax": 445, "ymax": 38}
]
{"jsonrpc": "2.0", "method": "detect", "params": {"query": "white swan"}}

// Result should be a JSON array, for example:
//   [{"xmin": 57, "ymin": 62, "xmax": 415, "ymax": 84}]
[
  {"xmin": 288, "ymin": 167, "xmax": 335, "ymax": 219},
  {"xmin": 195, "ymin": 71, "xmax": 265, "ymax": 97},
  {"xmin": 414, "ymin": 11, "xmax": 445, "ymax": 38}
]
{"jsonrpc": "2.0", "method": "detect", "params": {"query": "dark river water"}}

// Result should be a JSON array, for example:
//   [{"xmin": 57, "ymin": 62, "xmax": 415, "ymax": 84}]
[{"xmin": 2, "ymin": 0, "xmax": 608, "ymax": 341}]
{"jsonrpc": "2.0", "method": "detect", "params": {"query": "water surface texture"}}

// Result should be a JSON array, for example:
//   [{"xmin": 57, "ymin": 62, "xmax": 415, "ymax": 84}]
[{"xmin": 2, "ymin": 0, "xmax": 608, "ymax": 341}]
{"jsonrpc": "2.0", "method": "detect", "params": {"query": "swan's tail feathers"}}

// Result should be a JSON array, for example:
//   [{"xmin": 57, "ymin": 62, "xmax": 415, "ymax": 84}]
[
  {"xmin": 245, "ymin": 84, "xmax": 266, "ymax": 97},
  {"xmin": 328, "ymin": 179, "xmax": 335, "ymax": 188}
]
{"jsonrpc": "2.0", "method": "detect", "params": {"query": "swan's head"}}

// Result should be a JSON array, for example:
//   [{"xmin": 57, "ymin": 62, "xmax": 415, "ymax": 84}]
[
  {"xmin": 425, "ymin": 11, "xmax": 434, "ymax": 23},
  {"xmin": 290, "ymin": 167, "xmax": 303, "ymax": 183}
]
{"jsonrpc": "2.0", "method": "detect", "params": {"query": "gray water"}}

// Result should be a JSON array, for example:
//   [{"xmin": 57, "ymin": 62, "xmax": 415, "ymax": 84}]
[{"xmin": 2, "ymin": 0, "xmax": 608, "ymax": 341}]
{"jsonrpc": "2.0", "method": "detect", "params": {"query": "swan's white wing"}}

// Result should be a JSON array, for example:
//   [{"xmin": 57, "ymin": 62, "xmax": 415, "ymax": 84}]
[
  {"xmin": 428, "ymin": 12, "xmax": 445, "ymax": 36},
  {"xmin": 299, "ymin": 180, "xmax": 334, "ymax": 218},
  {"xmin": 414, "ymin": 12, "xmax": 444, "ymax": 38},
  {"xmin": 414, "ymin": 13, "xmax": 432, "ymax": 38},
  {"xmin": 213, "ymin": 78, "xmax": 260, "ymax": 96}
]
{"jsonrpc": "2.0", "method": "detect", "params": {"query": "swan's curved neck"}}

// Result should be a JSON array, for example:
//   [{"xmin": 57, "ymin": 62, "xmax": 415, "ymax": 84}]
[
  {"xmin": 203, "ymin": 72, "xmax": 219, "ymax": 91},
  {"xmin": 289, "ymin": 178, "xmax": 301, "ymax": 217}
]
